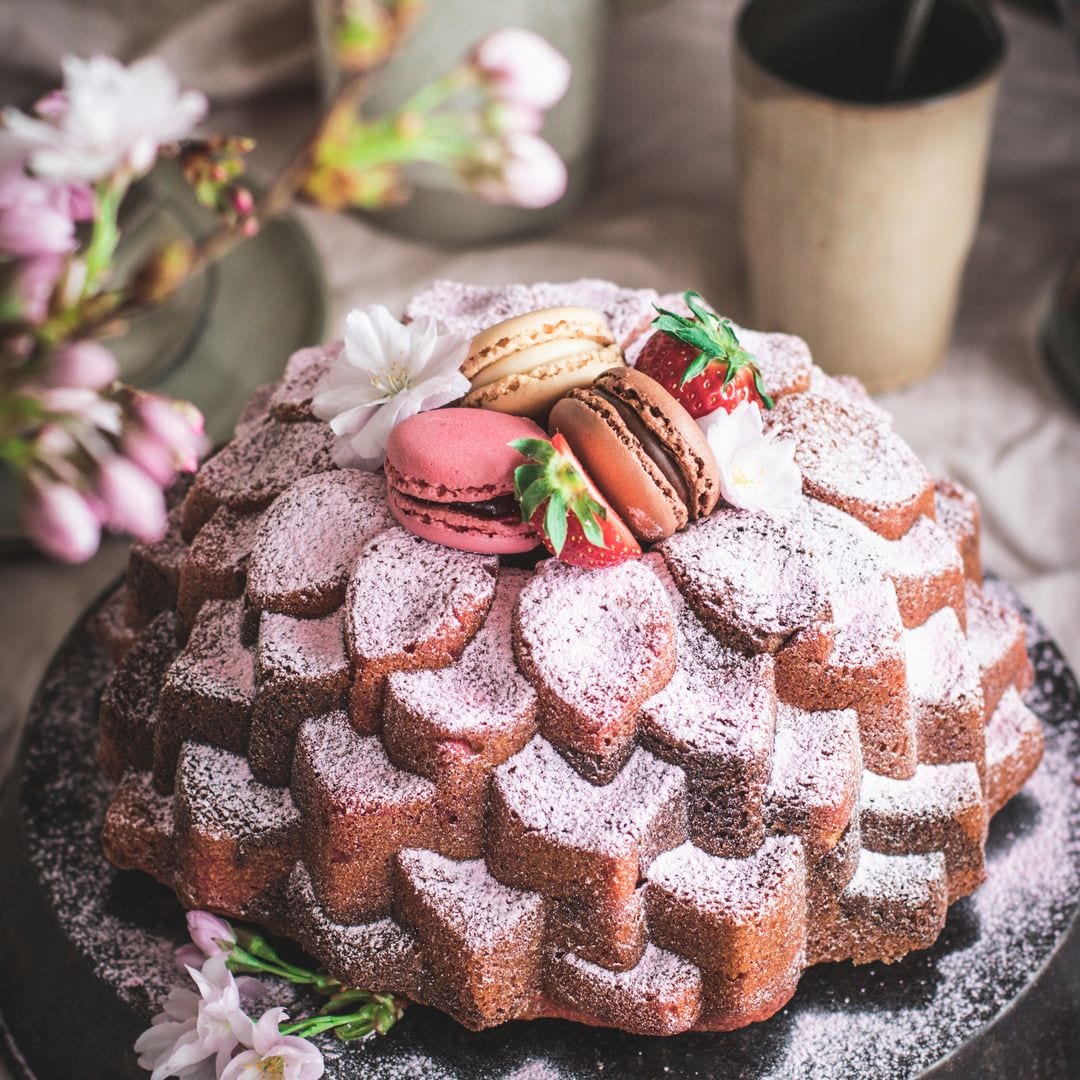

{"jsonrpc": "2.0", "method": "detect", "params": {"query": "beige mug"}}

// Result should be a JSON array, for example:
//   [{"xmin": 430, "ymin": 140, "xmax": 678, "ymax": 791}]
[{"xmin": 734, "ymin": 0, "xmax": 1005, "ymax": 391}]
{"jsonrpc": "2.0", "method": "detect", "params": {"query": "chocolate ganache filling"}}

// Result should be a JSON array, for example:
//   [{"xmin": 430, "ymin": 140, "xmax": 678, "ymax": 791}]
[
  {"xmin": 592, "ymin": 389, "xmax": 691, "ymax": 509},
  {"xmin": 409, "ymin": 492, "xmax": 522, "ymax": 521}
]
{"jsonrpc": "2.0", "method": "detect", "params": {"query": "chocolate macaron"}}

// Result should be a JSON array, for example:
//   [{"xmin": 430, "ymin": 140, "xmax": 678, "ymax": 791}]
[
  {"xmin": 385, "ymin": 408, "xmax": 545, "ymax": 554},
  {"xmin": 462, "ymin": 306, "xmax": 626, "ymax": 424},
  {"xmin": 548, "ymin": 368, "xmax": 720, "ymax": 542}
]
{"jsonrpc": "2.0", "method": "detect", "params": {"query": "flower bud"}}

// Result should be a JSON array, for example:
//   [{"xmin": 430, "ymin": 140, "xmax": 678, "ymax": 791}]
[
  {"xmin": 22, "ymin": 481, "xmax": 102, "ymax": 563},
  {"xmin": 96, "ymin": 456, "xmax": 168, "ymax": 542},
  {"xmin": 472, "ymin": 134, "xmax": 567, "ymax": 209},
  {"xmin": 472, "ymin": 29, "xmax": 571, "ymax": 111},
  {"xmin": 186, "ymin": 910, "xmax": 236, "ymax": 958},
  {"xmin": 45, "ymin": 341, "xmax": 119, "ymax": 390}
]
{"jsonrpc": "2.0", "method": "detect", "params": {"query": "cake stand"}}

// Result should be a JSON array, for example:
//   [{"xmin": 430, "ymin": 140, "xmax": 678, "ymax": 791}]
[{"xmin": 0, "ymin": 582, "xmax": 1077, "ymax": 1080}]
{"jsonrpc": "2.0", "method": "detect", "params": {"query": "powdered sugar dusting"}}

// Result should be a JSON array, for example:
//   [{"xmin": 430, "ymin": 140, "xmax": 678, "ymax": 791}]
[
  {"xmin": 396, "ymin": 849, "xmax": 543, "ymax": 949},
  {"xmin": 647, "ymin": 836, "xmax": 805, "ymax": 918},
  {"xmin": 386, "ymin": 568, "xmax": 535, "ymax": 742},
  {"xmin": 660, "ymin": 508, "xmax": 832, "ymax": 654},
  {"xmin": 494, "ymin": 737, "xmax": 686, "ymax": 861},
  {"xmin": 177, "ymin": 742, "xmax": 300, "ymax": 840},
  {"xmin": 767, "ymin": 371, "xmax": 933, "ymax": 537},
  {"xmin": 513, "ymin": 560, "xmax": 675, "ymax": 741},
  {"xmin": 248, "ymin": 469, "xmax": 394, "ymax": 616},
  {"xmin": 347, "ymin": 527, "xmax": 497, "ymax": 662},
  {"xmin": 402, "ymin": 279, "xmax": 658, "ymax": 348}
]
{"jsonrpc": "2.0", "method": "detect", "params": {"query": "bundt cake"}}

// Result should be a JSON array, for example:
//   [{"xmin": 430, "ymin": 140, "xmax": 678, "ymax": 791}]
[{"xmin": 94, "ymin": 279, "xmax": 1044, "ymax": 1037}]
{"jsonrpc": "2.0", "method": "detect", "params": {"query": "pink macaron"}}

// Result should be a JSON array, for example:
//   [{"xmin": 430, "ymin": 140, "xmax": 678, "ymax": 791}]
[{"xmin": 384, "ymin": 408, "xmax": 546, "ymax": 554}]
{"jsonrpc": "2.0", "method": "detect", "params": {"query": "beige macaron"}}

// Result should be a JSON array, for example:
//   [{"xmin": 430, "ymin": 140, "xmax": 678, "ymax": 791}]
[{"xmin": 462, "ymin": 306, "xmax": 625, "ymax": 424}]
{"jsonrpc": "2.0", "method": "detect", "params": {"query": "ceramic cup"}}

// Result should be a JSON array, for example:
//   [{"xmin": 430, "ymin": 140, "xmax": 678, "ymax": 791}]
[{"xmin": 734, "ymin": 0, "xmax": 1005, "ymax": 391}]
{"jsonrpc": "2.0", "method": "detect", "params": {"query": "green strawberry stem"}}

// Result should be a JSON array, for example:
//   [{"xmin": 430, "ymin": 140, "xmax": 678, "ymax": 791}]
[
  {"xmin": 510, "ymin": 437, "xmax": 607, "ymax": 555},
  {"xmin": 651, "ymin": 290, "xmax": 774, "ymax": 408}
]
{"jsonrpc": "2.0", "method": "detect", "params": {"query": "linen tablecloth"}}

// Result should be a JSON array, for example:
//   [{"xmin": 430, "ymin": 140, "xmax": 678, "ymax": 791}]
[{"xmin": 0, "ymin": 5, "xmax": 1077, "ymax": 1070}]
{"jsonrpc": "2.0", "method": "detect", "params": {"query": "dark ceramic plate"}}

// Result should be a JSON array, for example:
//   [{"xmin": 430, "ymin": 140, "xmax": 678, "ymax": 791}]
[{"xmin": 0, "ymin": 580, "xmax": 1077, "ymax": 1080}]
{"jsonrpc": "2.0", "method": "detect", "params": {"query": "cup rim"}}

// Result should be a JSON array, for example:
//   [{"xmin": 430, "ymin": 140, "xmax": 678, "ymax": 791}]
[{"xmin": 735, "ymin": 0, "xmax": 1007, "ymax": 111}]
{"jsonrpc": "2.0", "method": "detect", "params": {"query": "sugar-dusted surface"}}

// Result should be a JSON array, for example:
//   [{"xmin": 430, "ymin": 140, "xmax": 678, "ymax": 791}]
[
  {"xmin": 403, "ymin": 279, "xmax": 659, "ymax": 349},
  {"xmin": 767, "ymin": 372, "xmax": 934, "ymax": 540},
  {"xmin": 347, "ymin": 529, "xmax": 496, "ymax": 662},
  {"xmin": 647, "ymin": 837, "xmax": 805, "ymax": 922},
  {"xmin": 247, "ymin": 469, "xmax": 394, "ymax": 617},
  {"xmin": 2, "ymin": 584, "xmax": 1078, "ymax": 1078},
  {"xmin": 395, "ymin": 850, "xmax": 543, "ymax": 951},
  {"xmin": 660, "ymin": 508, "xmax": 832, "ymax": 655},
  {"xmin": 175, "ymin": 741, "xmax": 300, "ymax": 841},
  {"xmin": 181, "ymin": 415, "xmax": 336, "ymax": 537},
  {"xmin": 491, "ymin": 737, "xmax": 686, "ymax": 865},
  {"xmin": 384, "ymin": 568, "xmax": 536, "ymax": 772},
  {"xmin": 269, "ymin": 341, "xmax": 342, "ymax": 422},
  {"xmin": 513, "ymin": 560, "xmax": 675, "ymax": 757}
]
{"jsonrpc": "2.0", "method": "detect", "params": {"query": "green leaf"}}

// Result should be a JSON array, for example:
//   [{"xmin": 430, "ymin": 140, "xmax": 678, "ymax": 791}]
[
  {"xmin": 509, "ymin": 437, "xmax": 554, "ymax": 463},
  {"xmin": 544, "ymin": 488, "xmax": 568, "ymax": 555},
  {"xmin": 680, "ymin": 352, "xmax": 710, "ymax": 385},
  {"xmin": 573, "ymin": 495, "xmax": 606, "ymax": 547},
  {"xmin": 683, "ymin": 290, "xmax": 715, "ymax": 326},
  {"xmin": 518, "ymin": 476, "xmax": 550, "ymax": 523},
  {"xmin": 513, "ymin": 463, "xmax": 543, "ymax": 502}
]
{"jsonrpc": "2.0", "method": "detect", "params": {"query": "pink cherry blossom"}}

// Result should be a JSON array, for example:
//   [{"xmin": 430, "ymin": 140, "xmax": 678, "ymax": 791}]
[
  {"xmin": 136, "ymin": 395, "xmax": 206, "ymax": 471},
  {"xmin": 174, "ymin": 944, "xmax": 204, "ymax": 975},
  {"xmin": 186, "ymin": 911, "xmax": 236, "ymax": 959},
  {"xmin": 0, "ymin": 167, "xmax": 87, "ymax": 257},
  {"xmin": 3, "ymin": 54, "xmax": 206, "ymax": 182},
  {"xmin": 44, "ymin": 340, "xmax": 119, "ymax": 390},
  {"xmin": 473, "ymin": 133, "xmax": 567, "ymax": 209},
  {"xmin": 21, "ymin": 480, "xmax": 102, "ymax": 563},
  {"xmin": 472, "ymin": 29, "xmax": 571, "ymax": 111},
  {"xmin": 11, "ymin": 254, "xmax": 64, "ymax": 323},
  {"xmin": 218, "ymin": 1008, "xmax": 324, "ymax": 1080},
  {"xmin": 96, "ymin": 455, "xmax": 168, "ymax": 541}
]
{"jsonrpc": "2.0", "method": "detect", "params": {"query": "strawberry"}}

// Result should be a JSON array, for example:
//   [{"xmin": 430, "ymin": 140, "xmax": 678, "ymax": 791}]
[
  {"xmin": 635, "ymin": 290, "xmax": 774, "ymax": 418},
  {"xmin": 510, "ymin": 434, "xmax": 641, "ymax": 569}
]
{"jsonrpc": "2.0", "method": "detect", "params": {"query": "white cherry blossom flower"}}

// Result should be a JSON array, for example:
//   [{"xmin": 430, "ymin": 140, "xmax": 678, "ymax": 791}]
[
  {"xmin": 133, "ymin": 983, "xmax": 215, "ymax": 1080},
  {"xmin": 3, "ymin": 55, "xmax": 206, "ymax": 182},
  {"xmin": 313, "ymin": 305, "xmax": 470, "ymax": 470},
  {"xmin": 190, "ymin": 955, "xmax": 256, "ymax": 1070},
  {"xmin": 218, "ymin": 1007, "xmax": 324, "ymax": 1080},
  {"xmin": 134, "ymin": 955, "xmax": 262, "ymax": 1080},
  {"xmin": 698, "ymin": 400, "xmax": 802, "ymax": 514}
]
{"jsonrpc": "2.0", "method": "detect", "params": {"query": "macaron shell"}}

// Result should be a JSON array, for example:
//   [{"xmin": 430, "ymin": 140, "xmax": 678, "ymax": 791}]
[
  {"xmin": 464, "ymin": 306, "xmax": 615, "ymax": 380},
  {"xmin": 548, "ymin": 394, "xmax": 685, "ymax": 543},
  {"xmin": 591, "ymin": 367, "xmax": 721, "ymax": 520},
  {"xmin": 387, "ymin": 486, "xmax": 540, "ymax": 555},
  {"xmin": 463, "ymin": 344, "xmax": 625, "ymax": 425},
  {"xmin": 470, "ymin": 337, "xmax": 605, "ymax": 391},
  {"xmin": 385, "ymin": 408, "xmax": 546, "ymax": 503}
]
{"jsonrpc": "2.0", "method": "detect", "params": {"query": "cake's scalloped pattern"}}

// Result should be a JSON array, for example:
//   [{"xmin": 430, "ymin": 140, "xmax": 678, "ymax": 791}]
[{"xmin": 95, "ymin": 283, "xmax": 1046, "ymax": 1036}]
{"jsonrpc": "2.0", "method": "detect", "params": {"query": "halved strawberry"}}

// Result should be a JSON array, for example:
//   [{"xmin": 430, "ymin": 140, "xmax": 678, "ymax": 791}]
[
  {"xmin": 636, "ymin": 290, "xmax": 774, "ymax": 418},
  {"xmin": 510, "ymin": 434, "xmax": 641, "ymax": 569}
]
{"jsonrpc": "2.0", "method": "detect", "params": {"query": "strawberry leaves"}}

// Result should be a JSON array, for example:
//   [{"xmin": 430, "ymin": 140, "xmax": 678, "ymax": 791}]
[
  {"xmin": 650, "ymin": 290, "xmax": 774, "ymax": 408},
  {"xmin": 511, "ymin": 437, "xmax": 607, "ymax": 556},
  {"xmin": 510, "ymin": 435, "xmax": 640, "ymax": 568}
]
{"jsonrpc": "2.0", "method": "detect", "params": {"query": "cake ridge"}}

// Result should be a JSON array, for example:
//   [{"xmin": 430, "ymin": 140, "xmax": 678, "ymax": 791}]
[{"xmin": 94, "ymin": 279, "xmax": 1046, "ymax": 1036}]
